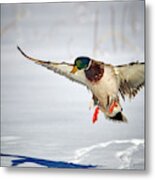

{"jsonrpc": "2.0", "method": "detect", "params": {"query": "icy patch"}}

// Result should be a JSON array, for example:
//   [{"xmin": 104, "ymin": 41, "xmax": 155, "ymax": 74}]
[
  {"xmin": 71, "ymin": 139, "xmax": 144, "ymax": 169},
  {"xmin": 116, "ymin": 140, "xmax": 144, "ymax": 169}
]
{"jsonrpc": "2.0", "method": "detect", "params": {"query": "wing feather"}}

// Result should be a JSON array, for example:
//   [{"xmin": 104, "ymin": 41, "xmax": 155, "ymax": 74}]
[
  {"xmin": 17, "ymin": 46, "xmax": 87, "ymax": 86},
  {"xmin": 114, "ymin": 62, "xmax": 145, "ymax": 99}
]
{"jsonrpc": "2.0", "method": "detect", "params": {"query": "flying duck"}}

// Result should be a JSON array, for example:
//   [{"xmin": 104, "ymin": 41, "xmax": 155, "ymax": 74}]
[{"xmin": 17, "ymin": 46, "xmax": 145, "ymax": 123}]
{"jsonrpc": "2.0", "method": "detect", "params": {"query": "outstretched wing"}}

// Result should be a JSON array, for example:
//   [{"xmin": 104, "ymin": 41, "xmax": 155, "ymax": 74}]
[
  {"xmin": 17, "ymin": 46, "xmax": 87, "ymax": 86},
  {"xmin": 114, "ymin": 62, "xmax": 145, "ymax": 99}
]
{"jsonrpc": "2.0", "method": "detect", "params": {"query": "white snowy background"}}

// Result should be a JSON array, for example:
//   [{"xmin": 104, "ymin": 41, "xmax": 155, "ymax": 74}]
[{"xmin": 1, "ymin": 1, "xmax": 145, "ymax": 169}]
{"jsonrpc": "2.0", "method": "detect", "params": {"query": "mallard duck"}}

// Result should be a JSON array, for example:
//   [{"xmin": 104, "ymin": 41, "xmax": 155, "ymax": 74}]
[{"xmin": 17, "ymin": 46, "xmax": 145, "ymax": 123}]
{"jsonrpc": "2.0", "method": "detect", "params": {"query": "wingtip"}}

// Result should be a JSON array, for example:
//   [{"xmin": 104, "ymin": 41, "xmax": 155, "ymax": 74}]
[
  {"xmin": 17, "ymin": 45, "xmax": 26, "ymax": 57},
  {"xmin": 17, "ymin": 45, "xmax": 41, "ymax": 63},
  {"xmin": 17, "ymin": 45, "xmax": 22, "ymax": 52}
]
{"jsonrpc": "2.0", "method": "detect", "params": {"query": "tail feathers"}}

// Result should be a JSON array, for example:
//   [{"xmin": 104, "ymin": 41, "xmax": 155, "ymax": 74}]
[{"xmin": 109, "ymin": 112, "xmax": 128, "ymax": 123}]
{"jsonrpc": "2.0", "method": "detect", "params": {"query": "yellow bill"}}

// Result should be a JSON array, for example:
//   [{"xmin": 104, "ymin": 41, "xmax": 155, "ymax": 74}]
[{"xmin": 70, "ymin": 66, "xmax": 78, "ymax": 74}]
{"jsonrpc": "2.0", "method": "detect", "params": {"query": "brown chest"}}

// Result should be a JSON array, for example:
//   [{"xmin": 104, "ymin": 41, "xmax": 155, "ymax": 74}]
[{"xmin": 85, "ymin": 61, "xmax": 104, "ymax": 82}]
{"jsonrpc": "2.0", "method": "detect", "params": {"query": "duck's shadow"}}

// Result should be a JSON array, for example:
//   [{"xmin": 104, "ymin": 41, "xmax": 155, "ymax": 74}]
[{"xmin": 0, "ymin": 153, "xmax": 97, "ymax": 169}]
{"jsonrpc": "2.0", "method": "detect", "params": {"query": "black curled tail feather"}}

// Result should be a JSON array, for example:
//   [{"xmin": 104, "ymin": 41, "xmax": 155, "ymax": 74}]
[{"xmin": 109, "ymin": 112, "xmax": 128, "ymax": 122}]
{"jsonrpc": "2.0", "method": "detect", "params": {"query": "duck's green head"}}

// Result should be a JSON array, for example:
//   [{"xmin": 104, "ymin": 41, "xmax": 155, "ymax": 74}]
[{"xmin": 71, "ymin": 57, "xmax": 91, "ymax": 74}]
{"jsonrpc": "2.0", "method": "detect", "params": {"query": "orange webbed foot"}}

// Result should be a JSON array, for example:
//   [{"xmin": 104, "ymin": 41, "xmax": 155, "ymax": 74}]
[
  {"xmin": 109, "ymin": 101, "xmax": 118, "ymax": 114},
  {"xmin": 92, "ymin": 106, "xmax": 100, "ymax": 124}
]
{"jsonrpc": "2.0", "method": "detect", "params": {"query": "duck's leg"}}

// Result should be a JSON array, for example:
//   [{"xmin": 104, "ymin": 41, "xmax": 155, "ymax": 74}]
[
  {"xmin": 108, "ymin": 101, "xmax": 118, "ymax": 113},
  {"xmin": 92, "ymin": 106, "xmax": 100, "ymax": 124},
  {"xmin": 106, "ymin": 96, "xmax": 120, "ymax": 114},
  {"xmin": 90, "ymin": 94, "xmax": 100, "ymax": 124}
]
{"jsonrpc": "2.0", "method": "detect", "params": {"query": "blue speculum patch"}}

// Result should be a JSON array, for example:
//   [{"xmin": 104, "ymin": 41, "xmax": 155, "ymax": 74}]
[{"xmin": 0, "ymin": 153, "xmax": 97, "ymax": 169}]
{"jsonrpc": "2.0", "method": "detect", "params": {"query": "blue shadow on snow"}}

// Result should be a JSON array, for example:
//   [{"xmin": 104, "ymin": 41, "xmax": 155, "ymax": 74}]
[{"xmin": 0, "ymin": 153, "xmax": 97, "ymax": 169}]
